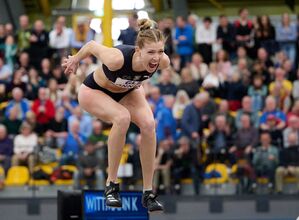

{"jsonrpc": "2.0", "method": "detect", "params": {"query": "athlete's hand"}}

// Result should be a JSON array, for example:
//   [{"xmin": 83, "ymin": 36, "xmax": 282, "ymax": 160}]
[{"xmin": 62, "ymin": 55, "xmax": 79, "ymax": 75}]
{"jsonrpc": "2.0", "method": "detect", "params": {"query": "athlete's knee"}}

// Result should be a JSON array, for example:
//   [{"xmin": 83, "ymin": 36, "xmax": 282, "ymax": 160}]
[
  {"xmin": 113, "ymin": 110, "xmax": 131, "ymax": 130},
  {"xmin": 139, "ymin": 117, "xmax": 156, "ymax": 135}
]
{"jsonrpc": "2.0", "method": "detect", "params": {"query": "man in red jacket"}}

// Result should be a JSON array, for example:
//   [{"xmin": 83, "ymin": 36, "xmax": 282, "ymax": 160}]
[{"xmin": 32, "ymin": 87, "xmax": 55, "ymax": 135}]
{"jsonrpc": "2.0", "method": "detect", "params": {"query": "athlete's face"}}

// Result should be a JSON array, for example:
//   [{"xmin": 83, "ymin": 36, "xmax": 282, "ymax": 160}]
[{"xmin": 138, "ymin": 41, "xmax": 164, "ymax": 73}]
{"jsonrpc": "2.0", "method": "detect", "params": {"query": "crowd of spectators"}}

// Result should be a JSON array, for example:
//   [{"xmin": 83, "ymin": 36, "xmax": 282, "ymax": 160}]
[{"xmin": 0, "ymin": 9, "xmax": 299, "ymax": 194}]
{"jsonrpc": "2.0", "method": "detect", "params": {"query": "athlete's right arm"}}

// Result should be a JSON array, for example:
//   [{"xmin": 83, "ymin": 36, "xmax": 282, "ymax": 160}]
[{"xmin": 62, "ymin": 40, "xmax": 124, "ymax": 74}]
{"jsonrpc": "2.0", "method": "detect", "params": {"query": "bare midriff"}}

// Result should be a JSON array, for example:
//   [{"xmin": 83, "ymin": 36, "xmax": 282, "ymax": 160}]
[{"xmin": 93, "ymin": 67, "xmax": 130, "ymax": 93}]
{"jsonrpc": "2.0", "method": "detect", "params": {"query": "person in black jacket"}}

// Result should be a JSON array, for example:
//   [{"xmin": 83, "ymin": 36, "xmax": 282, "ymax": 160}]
[
  {"xmin": 275, "ymin": 132, "xmax": 299, "ymax": 193},
  {"xmin": 217, "ymin": 15, "xmax": 236, "ymax": 58}
]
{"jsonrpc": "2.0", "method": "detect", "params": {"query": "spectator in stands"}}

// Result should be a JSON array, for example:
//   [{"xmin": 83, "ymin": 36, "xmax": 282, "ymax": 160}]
[
  {"xmin": 4, "ymin": 23, "xmax": 15, "ymax": 39},
  {"xmin": 70, "ymin": 17, "xmax": 94, "ymax": 54},
  {"xmin": 4, "ymin": 35, "xmax": 17, "ymax": 71},
  {"xmin": 200, "ymin": 91, "xmax": 217, "ymax": 128},
  {"xmin": 1, "ymin": 106, "xmax": 22, "ymax": 136},
  {"xmin": 275, "ymin": 132, "xmax": 299, "ymax": 193},
  {"xmin": 26, "ymin": 67, "xmax": 45, "ymax": 100},
  {"xmin": 207, "ymin": 115, "xmax": 233, "ymax": 164},
  {"xmin": 31, "ymin": 87, "xmax": 55, "ymax": 135},
  {"xmin": 202, "ymin": 62, "xmax": 224, "ymax": 97},
  {"xmin": 64, "ymin": 74, "xmax": 80, "ymax": 100},
  {"xmin": 73, "ymin": 141, "xmax": 104, "ymax": 189},
  {"xmin": 269, "ymin": 67, "xmax": 292, "ymax": 113},
  {"xmin": 60, "ymin": 119, "xmax": 86, "ymax": 166},
  {"xmin": 282, "ymin": 59, "xmax": 295, "ymax": 81},
  {"xmin": 49, "ymin": 16, "xmax": 71, "ymax": 59},
  {"xmin": 172, "ymin": 90, "xmax": 190, "ymax": 126},
  {"xmin": 276, "ymin": 13, "xmax": 297, "ymax": 66},
  {"xmin": 6, "ymin": 68, "xmax": 27, "ymax": 95},
  {"xmin": 156, "ymin": 95, "xmax": 177, "ymax": 143},
  {"xmin": 12, "ymin": 122, "xmax": 37, "ymax": 173},
  {"xmin": 252, "ymin": 132, "xmax": 279, "ymax": 187},
  {"xmin": 56, "ymin": 90, "xmax": 78, "ymax": 119},
  {"xmin": 68, "ymin": 106, "xmax": 92, "ymax": 139},
  {"xmin": 230, "ymin": 114, "xmax": 258, "ymax": 191},
  {"xmin": 177, "ymin": 67, "xmax": 199, "ymax": 98},
  {"xmin": 234, "ymin": 8, "xmax": 254, "ymax": 57},
  {"xmin": 212, "ymin": 100, "xmax": 235, "ymax": 132},
  {"xmin": 157, "ymin": 68, "xmax": 177, "ymax": 96},
  {"xmin": 28, "ymin": 20, "xmax": 49, "ymax": 68},
  {"xmin": 195, "ymin": 16, "xmax": 215, "ymax": 64},
  {"xmin": 216, "ymin": 49, "xmax": 232, "ymax": 79},
  {"xmin": 161, "ymin": 17, "xmax": 175, "ymax": 57},
  {"xmin": 217, "ymin": 15, "xmax": 236, "ymax": 58},
  {"xmin": 189, "ymin": 53, "xmax": 208, "ymax": 84},
  {"xmin": 0, "ymin": 24, "xmax": 5, "ymax": 55},
  {"xmin": 147, "ymin": 86, "xmax": 164, "ymax": 116},
  {"xmin": 232, "ymin": 46, "xmax": 253, "ymax": 67},
  {"xmin": 235, "ymin": 96, "xmax": 259, "ymax": 129},
  {"xmin": 174, "ymin": 16, "xmax": 194, "ymax": 69},
  {"xmin": 256, "ymin": 47, "xmax": 275, "ymax": 78},
  {"xmin": 15, "ymin": 51, "xmax": 30, "ymax": 72},
  {"xmin": 118, "ymin": 13, "xmax": 138, "ymax": 45},
  {"xmin": 0, "ymin": 56, "xmax": 12, "ymax": 84},
  {"xmin": 248, "ymin": 74, "xmax": 268, "ymax": 112},
  {"xmin": 172, "ymin": 136, "xmax": 200, "ymax": 195},
  {"xmin": 181, "ymin": 93, "xmax": 204, "ymax": 142},
  {"xmin": 287, "ymin": 100, "xmax": 299, "ymax": 123},
  {"xmin": 88, "ymin": 120, "xmax": 108, "ymax": 166},
  {"xmin": 0, "ymin": 124, "xmax": 13, "ymax": 173},
  {"xmin": 17, "ymin": 14, "xmax": 31, "ymax": 53},
  {"xmin": 254, "ymin": 15, "xmax": 276, "ymax": 55},
  {"xmin": 153, "ymin": 139, "xmax": 173, "ymax": 194},
  {"xmin": 48, "ymin": 78, "xmax": 61, "ymax": 104},
  {"xmin": 45, "ymin": 106, "xmax": 68, "ymax": 149},
  {"xmin": 24, "ymin": 111, "xmax": 37, "ymax": 133},
  {"xmin": 51, "ymin": 65, "xmax": 68, "ymax": 90},
  {"xmin": 292, "ymin": 69, "xmax": 299, "ymax": 100},
  {"xmin": 282, "ymin": 115, "xmax": 299, "ymax": 148},
  {"xmin": 39, "ymin": 58, "xmax": 52, "ymax": 82},
  {"xmin": 5, "ymin": 87, "xmax": 29, "ymax": 121},
  {"xmin": 233, "ymin": 58, "xmax": 251, "ymax": 86}
]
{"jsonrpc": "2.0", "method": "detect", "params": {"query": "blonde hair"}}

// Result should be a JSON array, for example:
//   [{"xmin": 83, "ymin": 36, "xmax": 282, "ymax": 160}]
[{"xmin": 136, "ymin": 19, "xmax": 165, "ymax": 48}]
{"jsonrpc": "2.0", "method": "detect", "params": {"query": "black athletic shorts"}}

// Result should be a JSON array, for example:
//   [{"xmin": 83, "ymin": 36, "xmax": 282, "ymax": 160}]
[{"xmin": 83, "ymin": 72, "xmax": 134, "ymax": 102}]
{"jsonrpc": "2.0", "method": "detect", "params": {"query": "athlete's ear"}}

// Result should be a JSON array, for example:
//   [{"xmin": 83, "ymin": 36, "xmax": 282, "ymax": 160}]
[{"xmin": 135, "ymin": 46, "xmax": 140, "ymax": 53}]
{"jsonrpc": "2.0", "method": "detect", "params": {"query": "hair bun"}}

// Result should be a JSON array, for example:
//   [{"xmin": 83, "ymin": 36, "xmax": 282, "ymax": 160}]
[{"xmin": 138, "ymin": 18, "xmax": 157, "ymax": 31}]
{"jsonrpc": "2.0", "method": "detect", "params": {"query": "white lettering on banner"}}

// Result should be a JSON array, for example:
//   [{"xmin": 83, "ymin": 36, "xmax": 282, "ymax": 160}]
[
  {"xmin": 114, "ymin": 77, "xmax": 141, "ymax": 89},
  {"xmin": 85, "ymin": 196, "xmax": 139, "ymax": 212}
]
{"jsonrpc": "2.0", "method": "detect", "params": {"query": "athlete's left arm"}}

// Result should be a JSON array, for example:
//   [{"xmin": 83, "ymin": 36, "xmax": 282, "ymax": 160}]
[{"xmin": 159, "ymin": 53, "xmax": 170, "ymax": 70}]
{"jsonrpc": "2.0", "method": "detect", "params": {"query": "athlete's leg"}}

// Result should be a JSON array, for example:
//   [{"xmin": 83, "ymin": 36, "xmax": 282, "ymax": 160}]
[
  {"xmin": 78, "ymin": 84, "xmax": 130, "ymax": 184},
  {"xmin": 120, "ymin": 87, "xmax": 156, "ymax": 190}
]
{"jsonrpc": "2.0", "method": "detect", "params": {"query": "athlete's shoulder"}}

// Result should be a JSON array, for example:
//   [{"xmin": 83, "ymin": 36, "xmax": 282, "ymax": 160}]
[{"xmin": 159, "ymin": 53, "xmax": 170, "ymax": 70}]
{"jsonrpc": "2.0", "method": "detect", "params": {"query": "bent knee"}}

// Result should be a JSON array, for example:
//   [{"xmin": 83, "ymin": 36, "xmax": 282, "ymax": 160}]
[
  {"xmin": 139, "ymin": 118, "xmax": 156, "ymax": 134},
  {"xmin": 113, "ymin": 110, "xmax": 131, "ymax": 128}
]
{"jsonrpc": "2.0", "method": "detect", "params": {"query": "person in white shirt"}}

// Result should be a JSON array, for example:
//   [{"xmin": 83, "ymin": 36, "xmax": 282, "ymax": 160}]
[
  {"xmin": 11, "ymin": 122, "xmax": 37, "ymax": 173},
  {"xmin": 49, "ymin": 16, "xmax": 71, "ymax": 58},
  {"xmin": 195, "ymin": 17, "xmax": 216, "ymax": 64}
]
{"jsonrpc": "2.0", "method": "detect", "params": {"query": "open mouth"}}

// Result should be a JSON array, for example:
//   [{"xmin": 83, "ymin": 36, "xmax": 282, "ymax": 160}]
[{"xmin": 148, "ymin": 62, "xmax": 158, "ymax": 69}]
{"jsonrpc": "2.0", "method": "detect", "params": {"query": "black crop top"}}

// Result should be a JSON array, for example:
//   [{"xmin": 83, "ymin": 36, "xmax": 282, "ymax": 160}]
[{"xmin": 102, "ymin": 45, "xmax": 158, "ymax": 89}]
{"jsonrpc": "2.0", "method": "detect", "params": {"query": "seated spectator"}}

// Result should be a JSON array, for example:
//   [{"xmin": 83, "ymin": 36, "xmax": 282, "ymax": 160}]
[
  {"xmin": 153, "ymin": 139, "xmax": 173, "ymax": 194},
  {"xmin": 269, "ymin": 67, "xmax": 292, "ymax": 113},
  {"xmin": 26, "ymin": 67, "xmax": 46, "ymax": 101},
  {"xmin": 11, "ymin": 122, "xmax": 37, "ymax": 173},
  {"xmin": 15, "ymin": 51, "xmax": 31, "ymax": 72},
  {"xmin": 221, "ymin": 71, "xmax": 246, "ymax": 111},
  {"xmin": 202, "ymin": 62, "xmax": 224, "ymax": 97},
  {"xmin": 252, "ymin": 132, "xmax": 279, "ymax": 188},
  {"xmin": 177, "ymin": 67, "xmax": 199, "ymax": 99},
  {"xmin": 216, "ymin": 49, "xmax": 232, "ymax": 79},
  {"xmin": 256, "ymin": 48, "xmax": 275, "ymax": 77},
  {"xmin": 235, "ymin": 96, "xmax": 259, "ymax": 129},
  {"xmin": 6, "ymin": 69, "xmax": 27, "ymax": 95},
  {"xmin": 88, "ymin": 120, "xmax": 108, "ymax": 166},
  {"xmin": 4, "ymin": 35, "xmax": 17, "ymax": 72},
  {"xmin": 68, "ymin": 106, "xmax": 92, "ymax": 139},
  {"xmin": 232, "ymin": 58, "xmax": 251, "ymax": 86},
  {"xmin": 189, "ymin": 53, "xmax": 208, "ymax": 84},
  {"xmin": 232, "ymin": 46, "xmax": 253, "ymax": 67},
  {"xmin": 64, "ymin": 74, "xmax": 80, "ymax": 100},
  {"xmin": 5, "ymin": 87, "xmax": 29, "ymax": 121},
  {"xmin": 31, "ymin": 87, "xmax": 55, "ymax": 135},
  {"xmin": 56, "ymin": 90, "xmax": 78, "ymax": 119},
  {"xmin": 1, "ymin": 106, "xmax": 22, "ymax": 136},
  {"xmin": 275, "ymin": 132, "xmax": 299, "ymax": 193},
  {"xmin": 287, "ymin": 100, "xmax": 299, "ymax": 123},
  {"xmin": 157, "ymin": 68, "xmax": 177, "ymax": 96},
  {"xmin": 172, "ymin": 90, "xmax": 190, "ymax": 126},
  {"xmin": 181, "ymin": 93, "xmax": 204, "ymax": 143},
  {"xmin": 73, "ymin": 141, "xmax": 104, "ymax": 190},
  {"xmin": 48, "ymin": 78, "xmax": 61, "ymax": 104},
  {"xmin": 147, "ymin": 86, "xmax": 164, "ymax": 116},
  {"xmin": 52, "ymin": 65, "xmax": 68, "ymax": 90},
  {"xmin": 60, "ymin": 119, "xmax": 86, "ymax": 166},
  {"xmin": 172, "ymin": 136, "xmax": 200, "ymax": 195},
  {"xmin": 0, "ymin": 56, "xmax": 12, "ymax": 84},
  {"xmin": 292, "ymin": 69, "xmax": 299, "ymax": 100},
  {"xmin": 156, "ymin": 95, "xmax": 177, "ymax": 143},
  {"xmin": 0, "ymin": 124, "xmax": 13, "ymax": 173},
  {"xmin": 259, "ymin": 96, "xmax": 286, "ymax": 147},
  {"xmin": 200, "ymin": 91, "xmax": 217, "ymax": 128},
  {"xmin": 39, "ymin": 58, "xmax": 52, "ymax": 82},
  {"xmin": 45, "ymin": 106, "xmax": 68, "ymax": 149},
  {"xmin": 248, "ymin": 75, "xmax": 268, "ymax": 112},
  {"xmin": 282, "ymin": 115, "xmax": 299, "ymax": 148},
  {"xmin": 207, "ymin": 115, "xmax": 233, "ymax": 164},
  {"xmin": 229, "ymin": 114, "xmax": 258, "ymax": 192},
  {"xmin": 212, "ymin": 100, "xmax": 235, "ymax": 132}
]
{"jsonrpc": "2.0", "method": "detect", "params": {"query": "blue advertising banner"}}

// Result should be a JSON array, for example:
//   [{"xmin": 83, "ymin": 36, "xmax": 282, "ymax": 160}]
[{"xmin": 83, "ymin": 190, "xmax": 149, "ymax": 220}]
